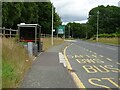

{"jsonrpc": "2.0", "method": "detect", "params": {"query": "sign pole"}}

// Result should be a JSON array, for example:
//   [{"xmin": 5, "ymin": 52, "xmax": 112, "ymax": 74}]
[{"xmin": 96, "ymin": 11, "xmax": 99, "ymax": 42}]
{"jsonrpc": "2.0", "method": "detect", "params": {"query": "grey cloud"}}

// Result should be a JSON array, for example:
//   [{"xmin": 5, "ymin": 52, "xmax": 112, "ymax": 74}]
[
  {"xmin": 52, "ymin": 0, "xmax": 119, "ymax": 23},
  {"xmin": 61, "ymin": 14, "xmax": 87, "ymax": 22}
]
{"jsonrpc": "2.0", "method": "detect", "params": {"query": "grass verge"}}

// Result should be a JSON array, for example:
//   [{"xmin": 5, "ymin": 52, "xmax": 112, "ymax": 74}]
[
  {"xmin": 89, "ymin": 38, "xmax": 119, "ymax": 45},
  {"xmin": 42, "ymin": 37, "xmax": 64, "ymax": 51},
  {"xmin": 2, "ymin": 38, "xmax": 32, "ymax": 88},
  {"xmin": 2, "ymin": 37, "xmax": 64, "ymax": 88}
]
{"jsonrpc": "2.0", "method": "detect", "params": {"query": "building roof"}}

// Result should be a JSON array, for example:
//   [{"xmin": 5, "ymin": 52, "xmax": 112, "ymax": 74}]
[{"xmin": 17, "ymin": 23, "xmax": 41, "ymax": 27}]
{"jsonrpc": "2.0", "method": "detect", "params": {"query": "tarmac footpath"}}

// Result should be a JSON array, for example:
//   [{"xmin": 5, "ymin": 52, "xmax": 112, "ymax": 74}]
[{"xmin": 20, "ymin": 42, "xmax": 77, "ymax": 88}]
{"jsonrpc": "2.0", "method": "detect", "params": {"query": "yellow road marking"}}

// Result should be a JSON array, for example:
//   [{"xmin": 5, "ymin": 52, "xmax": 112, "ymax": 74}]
[
  {"xmin": 64, "ymin": 44, "xmax": 86, "ymax": 88},
  {"xmin": 88, "ymin": 78, "xmax": 111, "ymax": 89},
  {"xmin": 92, "ymin": 55, "xmax": 97, "ymax": 58},
  {"xmin": 106, "ymin": 58, "xmax": 112, "ymax": 61},
  {"xmin": 74, "ymin": 55, "xmax": 78, "ymax": 58},
  {"xmin": 102, "ymin": 78, "xmax": 120, "ymax": 88},
  {"xmin": 116, "ymin": 62, "xmax": 120, "ymax": 65},
  {"xmin": 99, "ymin": 55, "xmax": 103, "ymax": 57},
  {"xmin": 80, "ymin": 55, "xmax": 83, "ymax": 58},
  {"xmin": 86, "ymin": 55, "xmax": 90, "ymax": 58},
  {"xmin": 76, "ymin": 59, "xmax": 81, "ymax": 63},
  {"xmin": 72, "ymin": 56, "xmax": 74, "ymax": 58}
]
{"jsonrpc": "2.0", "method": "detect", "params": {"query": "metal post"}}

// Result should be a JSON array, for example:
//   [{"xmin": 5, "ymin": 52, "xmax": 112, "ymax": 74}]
[
  {"xmin": 35, "ymin": 26, "xmax": 37, "ymax": 44},
  {"xmin": 51, "ymin": 3, "xmax": 54, "ymax": 46},
  {"xmin": 64, "ymin": 26, "xmax": 65, "ymax": 40},
  {"xmin": 18, "ymin": 26, "xmax": 20, "ymax": 41},
  {"xmin": 69, "ymin": 25, "xmax": 70, "ymax": 38},
  {"xmin": 97, "ymin": 11, "xmax": 99, "ymax": 42}
]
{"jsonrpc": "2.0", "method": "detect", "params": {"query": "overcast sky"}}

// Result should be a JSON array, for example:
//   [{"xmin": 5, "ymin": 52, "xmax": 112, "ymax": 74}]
[{"xmin": 51, "ymin": 0, "xmax": 119, "ymax": 25}]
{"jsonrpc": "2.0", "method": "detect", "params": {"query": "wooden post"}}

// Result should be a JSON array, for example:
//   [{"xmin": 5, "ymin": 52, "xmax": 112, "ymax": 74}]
[
  {"xmin": 44, "ymin": 34, "xmax": 45, "ymax": 38},
  {"xmin": 0, "ymin": 27, "xmax": 2, "ymax": 37},
  {"xmin": 10, "ymin": 28, "xmax": 11, "ymax": 38},
  {"xmin": 3, "ymin": 27, "xmax": 5, "ymax": 37},
  {"xmin": 16, "ymin": 30, "xmax": 18, "ymax": 35}
]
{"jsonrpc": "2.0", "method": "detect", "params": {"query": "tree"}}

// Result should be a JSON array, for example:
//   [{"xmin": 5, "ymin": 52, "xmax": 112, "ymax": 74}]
[
  {"xmin": 88, "ymin": 5, "xmax": 120, "ymax": 37},
  {"xmin": 66, "ymin": 22, "xmax": 86, "ymax": 38},
  {"xmin": 2, "ymin": 2, "xmax": 62, "ymax": 34}
]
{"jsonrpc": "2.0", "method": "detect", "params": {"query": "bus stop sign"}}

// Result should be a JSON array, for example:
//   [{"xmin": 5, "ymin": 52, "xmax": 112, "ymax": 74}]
[{"xmin": 57, "ymin": 25, "xmax": 65, "ymax": 34}]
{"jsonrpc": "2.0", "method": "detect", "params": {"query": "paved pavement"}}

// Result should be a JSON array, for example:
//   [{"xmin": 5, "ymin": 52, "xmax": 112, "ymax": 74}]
[
  {"xmin": 20, "ymin": 42, "xmax": 77, "ymax": 88},
  {"xmin": 65, "ymin": 40, "xmax": 119, "ymax": 89}
]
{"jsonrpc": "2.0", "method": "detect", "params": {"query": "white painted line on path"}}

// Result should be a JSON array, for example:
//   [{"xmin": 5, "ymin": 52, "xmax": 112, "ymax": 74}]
[{"xmin": 59, "ymin": 52, "xmax": 66, "ymax": 67}]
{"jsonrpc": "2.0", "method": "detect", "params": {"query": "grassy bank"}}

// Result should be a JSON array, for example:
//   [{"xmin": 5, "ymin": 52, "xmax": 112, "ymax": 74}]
[
  {"xmin": 2, "ymin": 38, "xmax": 32, "ymax": 88},
  {"xmin": 2, "ymin": 37, "xmax": 64, "ymax": 88},
  {"xmin": 42, "ymin": 37, "xmax": 64, "ymax": 51},
  {"xmin": 89, "ymin": 37, "xmax": 119, "ymax": 45}
]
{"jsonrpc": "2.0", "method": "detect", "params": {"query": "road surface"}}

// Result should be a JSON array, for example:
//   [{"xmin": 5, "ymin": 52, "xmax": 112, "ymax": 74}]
[{"xmin": 65, "ymin": 40, "xmax": 119, "ymax": 89}]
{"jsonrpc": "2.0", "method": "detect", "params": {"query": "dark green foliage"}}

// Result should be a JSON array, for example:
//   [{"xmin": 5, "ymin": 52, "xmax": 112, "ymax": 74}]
[
  {"xmin": 66, "ymin": 22, "xmax": 86, "ymax": 38},
  {"xmin": 2, "ymin": 2, "xmax": 61, "ymax": 34},
  {"xmin": 88, "ymin": 5, "xmax": 120, "ymax": 37},
  {"xmin": 65, "ymin": 5, "xmax": 120, "ymax": 39}
]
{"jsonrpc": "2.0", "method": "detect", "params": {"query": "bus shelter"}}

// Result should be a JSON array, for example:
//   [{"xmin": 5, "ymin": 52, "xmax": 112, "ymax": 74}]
[{"xmin": 17, "ymin": 23, "xmax": 42, "ymax": 54}]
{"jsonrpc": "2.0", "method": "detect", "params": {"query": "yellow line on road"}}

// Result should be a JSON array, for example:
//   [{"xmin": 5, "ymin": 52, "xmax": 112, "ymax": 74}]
[
  {"xmin": 86, "ymin": 55, "xmax": 90, "ymax": 58},
  {"xmin": 116, "ymin": 62, "xmax": 120, "ymax": 65},
  {"xmin": 89, "ymin": 51, "xmax": 92, "ymax": 52},
  {"xmin": 80, "ymin": 55, "xmax": 83, "ymax": 58},
  {"xmin": 76, "ymin": 59, "xmax": 81, "ymax": 63},
  {"xmin": 92, "ymin": 55, "xmax": 96, "ymax": 58},
  {"xmin": 99, "ymin": 55, "xmax": 103, "ymax": 57},
  {"xmin": 63, "ymin": 44, "xmax": 86, "ymax": 89},
  {"xmin": 106, "ymin": 58, "xmax": 112, "ymax": 61}
]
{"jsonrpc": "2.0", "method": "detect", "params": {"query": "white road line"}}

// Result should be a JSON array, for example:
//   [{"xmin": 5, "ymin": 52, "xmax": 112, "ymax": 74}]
[
  {"xmin": 94, "ymin": 53, "xmax": 97, "ymax": 55},
  {"xmin": 116, "ymin": 62, "xmax": 120, "ymax": 65},
  {"xmin": 99, "ymin": 55, "xmax": 104, "ymax": 57},
  {"xmin": 106, "ymin": 58, "xmax": 112, "ymax": 61}
]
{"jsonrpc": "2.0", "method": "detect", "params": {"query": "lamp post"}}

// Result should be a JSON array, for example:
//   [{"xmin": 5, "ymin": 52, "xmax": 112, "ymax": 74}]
[
  {"xmin": 96, "ymin": 11, "xmax": 99, "ymax": 42},
  {"xmin": 51, "ymin": 3, "xmax": 54, "ymax": 45}
]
